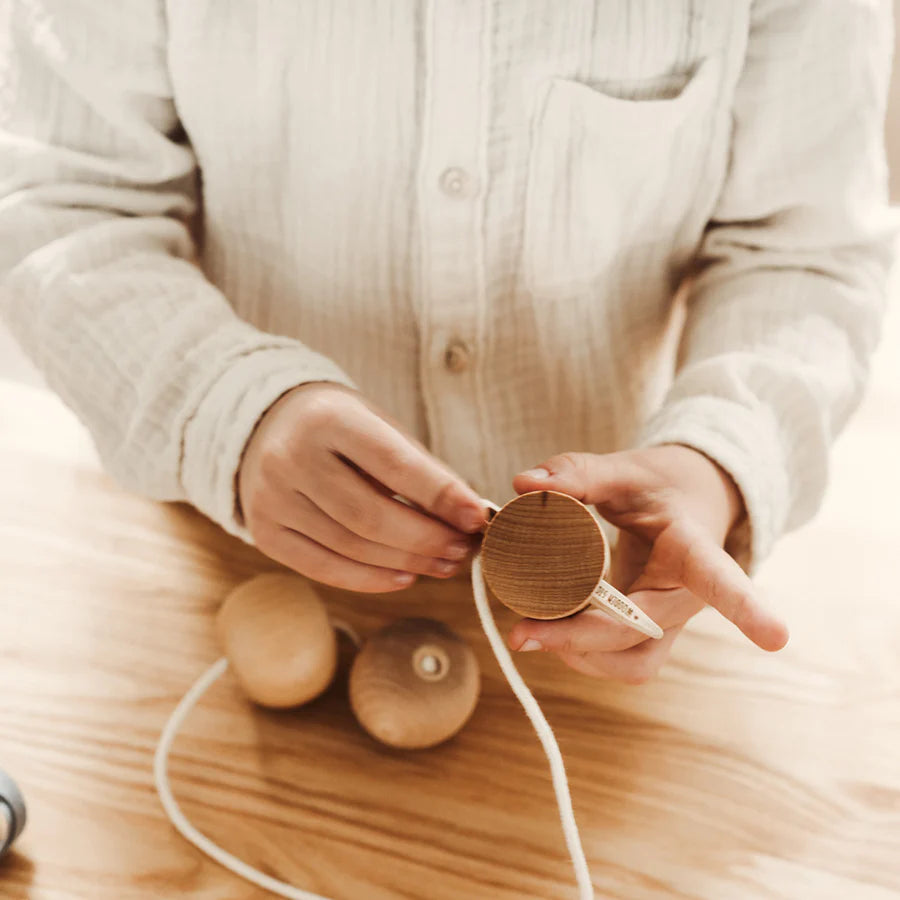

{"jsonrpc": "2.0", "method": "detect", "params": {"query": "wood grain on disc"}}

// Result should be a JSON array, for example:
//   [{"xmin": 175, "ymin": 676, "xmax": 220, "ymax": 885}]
[{"xmin": 480, "ymin": 490, "xmax": 606, "ymax": 619}]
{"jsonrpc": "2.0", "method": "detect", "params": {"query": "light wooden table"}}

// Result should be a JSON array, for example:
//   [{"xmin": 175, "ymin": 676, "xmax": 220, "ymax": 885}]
[{"xmin": 1, "ymin": 359, "xmax": 899, "ymax": 899}]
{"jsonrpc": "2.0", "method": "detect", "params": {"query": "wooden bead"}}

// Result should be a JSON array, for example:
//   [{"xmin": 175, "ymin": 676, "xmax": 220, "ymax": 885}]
[
  {"xmin": 481, "ymin": 490, "xmax": 608, "ymax": 620},
  {"xmin": 349, "ymin": 618, "xmax": 480, "ymax": 750},
  {"xmin": 217, "ymin": 572, "xmax": 337, "ymax": 708}
]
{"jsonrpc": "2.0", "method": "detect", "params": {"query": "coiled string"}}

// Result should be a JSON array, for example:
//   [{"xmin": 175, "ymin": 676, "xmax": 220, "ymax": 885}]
[{"xmin": 154, "ymin": 554, "xmax": 594, "ymax": 899}]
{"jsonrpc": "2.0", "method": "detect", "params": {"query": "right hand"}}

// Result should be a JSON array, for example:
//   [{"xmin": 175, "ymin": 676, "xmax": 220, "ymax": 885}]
[{"xmin": 238, "ymin": 382, "xmax": 488, "ymax": 592}]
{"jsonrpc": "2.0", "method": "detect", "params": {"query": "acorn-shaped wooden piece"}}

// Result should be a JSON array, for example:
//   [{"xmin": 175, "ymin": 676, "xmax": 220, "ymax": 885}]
[
  {"xmin": 217, "ymin": 572, "xmax": 337, "ymax": 708},
  {"xmin": 349, "ymin": 618, "xmax": 480, "ymax": 750}
]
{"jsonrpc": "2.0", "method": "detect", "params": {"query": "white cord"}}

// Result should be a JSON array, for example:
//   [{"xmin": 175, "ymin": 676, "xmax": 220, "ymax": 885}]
[
  {"xmin": 153, "ymin": 657, "xmax": 333, "ymax": 900},
  {"xmin": 471, "ymin": 554, "xmax": 595, "ymax": 900},
  {"xmin": 155, "ymin": 560, "xmax": 594, "ymax": 899}
]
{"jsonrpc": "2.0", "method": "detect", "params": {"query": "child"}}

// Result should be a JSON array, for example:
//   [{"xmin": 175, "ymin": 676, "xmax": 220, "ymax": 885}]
[{"xmin": 1, "ymin": 1, "xmax": 894, "ymax": 681}]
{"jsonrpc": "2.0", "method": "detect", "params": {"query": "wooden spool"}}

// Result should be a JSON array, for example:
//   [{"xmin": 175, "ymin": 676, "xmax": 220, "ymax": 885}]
[
  {"xmin": 348, "ymin": 618, "xmax": 480, "ymax": 750},
  {"xmin": 217, "ymin": 572, "xmax": 338, "ymax": 708},
  {"xmin": 480, "ymin": 490, "xmax": 610, "ymax": 620}
]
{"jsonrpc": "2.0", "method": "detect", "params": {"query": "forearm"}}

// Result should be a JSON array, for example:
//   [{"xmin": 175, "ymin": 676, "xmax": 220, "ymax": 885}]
[
  {"xmin": 640, "ymin": 0, "xmax": 896, "ymax": 571},
  {"xmin": 0, "ymin": 0, "xmax": 356, "ymax": 538},
  {"xmin": 2, "ymin": 209, "xmax": 355, "ymax": 529},
  {"xmin": 641, "ymin": 247, "xmax": 892, "ymax": 551}
]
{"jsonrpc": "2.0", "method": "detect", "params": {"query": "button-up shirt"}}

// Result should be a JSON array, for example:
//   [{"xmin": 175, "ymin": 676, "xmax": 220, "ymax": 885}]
[{"xmin": 0, "ymin": 1, "xmax": 895, "ymax": 569}]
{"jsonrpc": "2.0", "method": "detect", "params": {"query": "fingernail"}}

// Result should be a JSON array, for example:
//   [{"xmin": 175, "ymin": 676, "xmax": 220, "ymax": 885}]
[
  {"xmin": 433, "ymin": 559, "xmax": 460, "ymax": 576},
  {"xmin": 519, "ymin": 468, "xmax": 550, "ymax": 481},
  {"xmin": 445, "ymin": 540, "xmax": 471, "ymax": 561},
  {"xmin": 518, "ymin": 639, "xmax": 543, "ymax": 652},
  {"xmin": 394, "ymin": 572, "xmax": 416, "ymax": 586}
]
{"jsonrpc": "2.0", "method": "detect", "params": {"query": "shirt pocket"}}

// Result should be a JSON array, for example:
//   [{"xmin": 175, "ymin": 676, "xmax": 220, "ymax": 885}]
[{"xmin": 520, "ymin": 54, "xmax": 723, "ymax": 301}]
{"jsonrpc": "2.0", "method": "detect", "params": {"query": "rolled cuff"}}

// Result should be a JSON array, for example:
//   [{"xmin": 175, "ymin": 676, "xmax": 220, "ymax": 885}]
[
  {"xmin": 181, "ymin": 337, "xmax": 356, "ymax": 543},
  {"xmin": 635, "ymin": 395, "xmax": 791, "ymax": 573}
]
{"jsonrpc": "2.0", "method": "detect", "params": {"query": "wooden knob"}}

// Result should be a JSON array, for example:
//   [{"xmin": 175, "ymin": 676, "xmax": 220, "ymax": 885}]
[
  {"xmin": 217, "ymin": 572, "xmax": 337, "ymax": 708},
  {"xmin": 349, "ymin": 618, "xmax": 480, "ymax": 750},
  {"xmin": 481, "ymin": 490, "xmax": 608, "ymax": 619}
]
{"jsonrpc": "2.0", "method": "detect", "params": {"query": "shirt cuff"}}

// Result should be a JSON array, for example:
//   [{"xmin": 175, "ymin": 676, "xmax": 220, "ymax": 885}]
[
  {"xmin": 635, "ymin": 395, "xmax": 791, "ymax": 573},
  {"xmin": 180, "ymin": 331, "xmax": 356, "ymax": 543}
]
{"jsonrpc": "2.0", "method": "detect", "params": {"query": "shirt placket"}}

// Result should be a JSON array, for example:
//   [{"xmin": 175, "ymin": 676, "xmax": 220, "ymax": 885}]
[{"xmin": 415, "ymin": 0, "xmax": 492, "ymax": 497}]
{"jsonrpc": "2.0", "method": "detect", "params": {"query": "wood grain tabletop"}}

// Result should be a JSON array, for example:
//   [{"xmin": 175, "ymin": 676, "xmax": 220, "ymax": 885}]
[{"xmin": 0, "ymin": 351, "xmax": 898, "ymax": 900}]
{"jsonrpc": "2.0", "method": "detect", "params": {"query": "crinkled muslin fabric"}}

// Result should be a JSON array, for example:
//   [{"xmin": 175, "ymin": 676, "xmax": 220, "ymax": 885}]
[{"xmin": 0, "ymin": 1, "xmax": 895, "ymax": 570}]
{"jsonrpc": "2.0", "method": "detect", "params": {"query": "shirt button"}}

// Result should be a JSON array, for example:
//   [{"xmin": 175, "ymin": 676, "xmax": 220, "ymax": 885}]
[
  {"xmin": 443, "ymin": 339, "xmax": 472, "ymax": 373},
  {"xmin": 439, "ymin": 167, "xmax": 474, "ymax": 198}
]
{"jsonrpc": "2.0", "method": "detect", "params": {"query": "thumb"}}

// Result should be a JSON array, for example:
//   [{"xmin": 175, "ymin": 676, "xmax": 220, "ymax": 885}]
[{"xmin": 512, "ymin": 451, "xmax": 644, "ymax": 508}]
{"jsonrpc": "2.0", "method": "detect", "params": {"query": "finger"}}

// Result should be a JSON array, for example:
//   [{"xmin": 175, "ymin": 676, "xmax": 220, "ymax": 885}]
[
  {"xmin": 264, "ymin": 488, "xmax": 464, "ymax": 579},
  {"xmin": 649, "ymin": 521, "xmax": 789, "ymax": 652},
  {"xmin": 512, "ymin": 451, "xmax": 652, "ymax": 513},
  {"xmin": 507, "ymin": 588, "xmax": 700, "ymax": 655},
  {"xmin": 301, "ymin": 450, "xmax": 476, "ymax": 561},
  {"xmin": 331, "ymin": 408, "xmax": 487, "ymax": 533},
  {"xmin": 256, "ymin": 522, "xmax": 419, "ymax": 594},
  {"xmin": 557, "ymin": 625, "xmax": 684, "ymax": 684}
]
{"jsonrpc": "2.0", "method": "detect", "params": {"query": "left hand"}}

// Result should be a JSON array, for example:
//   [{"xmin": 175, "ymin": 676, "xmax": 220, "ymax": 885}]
[{"xmin": 506, "ymin": 445, "xmax": 790, "ymax": 684}]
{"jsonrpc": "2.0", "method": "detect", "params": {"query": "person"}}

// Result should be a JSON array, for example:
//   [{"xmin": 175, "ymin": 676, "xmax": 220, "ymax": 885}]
[{"xmin": 1, "ymin": 2, "xmax": 894, "ymax": 684}]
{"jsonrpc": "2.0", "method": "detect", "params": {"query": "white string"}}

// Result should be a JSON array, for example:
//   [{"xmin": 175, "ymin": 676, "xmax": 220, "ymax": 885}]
[
  {"xmin": 153, "ymin": 657, "xmax": 332, "ymax": 900},
  {"xmin": 470, "ymin": 554, "xmax": 595, "ymax": 900},
  {"xmin": 155, "ymin": 558, "xmax": 594, "ymax": 899}
]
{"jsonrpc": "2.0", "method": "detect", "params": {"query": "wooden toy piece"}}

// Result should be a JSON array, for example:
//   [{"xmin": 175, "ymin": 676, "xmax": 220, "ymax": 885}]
[
  {"xmin": 480, "ymin": 490, "xmax": 664, "ymax": 639},
  {"xmin": 480, "ymin": 490, "xmax": 608, "ymax": 620},
  {"xmin": 217, "ymin": 572, "xmax": 337, "ymax": 708},
  {"xmin": 348, "ymin": 618, "xmax": 480, "ymax": 750}
]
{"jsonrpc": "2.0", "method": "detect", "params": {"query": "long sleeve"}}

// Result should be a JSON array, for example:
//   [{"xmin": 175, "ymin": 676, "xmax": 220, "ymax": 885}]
[
  {"xmin": 638, "ymin": 0, "xmax": 897, "ymax": 570},
  {"xmin": 1, "ymin": 1, "xmax": 894, "ymax": 558},
  {"xmin": 0, "ymin": 0, "xmax": 356, "ymax": 539}
]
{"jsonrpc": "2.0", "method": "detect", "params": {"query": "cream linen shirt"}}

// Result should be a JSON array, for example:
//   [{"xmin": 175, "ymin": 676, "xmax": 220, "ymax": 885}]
[{"xmin": 0, "ymin": 1, "xmax": 895, "ymax": 569}]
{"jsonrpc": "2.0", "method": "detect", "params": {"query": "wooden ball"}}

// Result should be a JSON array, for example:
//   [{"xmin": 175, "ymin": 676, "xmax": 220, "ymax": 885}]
[
  {"xmin": 349, "ymin": 618, "xmax": 480, "ymax": 750},
  {"xmin": 481, "ymin": 490, "xmax": 608, "ymax": 619},
  {"xmin": 217, "ymin": 572, "xmax": 337, "ymax": 708}
]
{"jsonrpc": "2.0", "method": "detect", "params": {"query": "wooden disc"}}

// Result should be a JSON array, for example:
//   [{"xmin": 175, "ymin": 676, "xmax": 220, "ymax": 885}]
[
  {"xmin": 480, "ymin": 490, "xmax": 607, "ymax": 619},
  {"xmin": 349, "ymin": 618, "xmax": 480, "ymax": 750},
  {"xmin": 217, "ymin": 572, "xmax": 338, "ymax": 708}
]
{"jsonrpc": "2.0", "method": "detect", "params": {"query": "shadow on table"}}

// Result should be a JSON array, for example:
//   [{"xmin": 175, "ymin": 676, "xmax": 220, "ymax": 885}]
[{"xmin": 0, "ymin": 850, "xmax": 35, "ymax": 898}]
